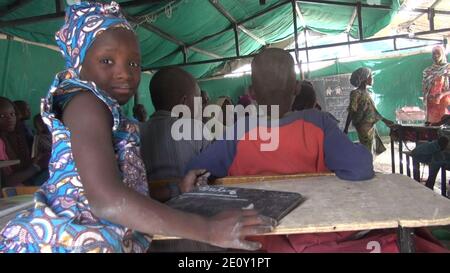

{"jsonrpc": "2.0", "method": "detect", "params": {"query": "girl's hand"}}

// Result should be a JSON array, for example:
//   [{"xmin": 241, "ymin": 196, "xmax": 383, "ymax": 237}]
[
  {"xmin": 178, "ymin": 169, "xmax": 211, "ymax": 194},
  {"xmin": 206, "ymin": 209, "xmax": 277, "ymax": 251}
]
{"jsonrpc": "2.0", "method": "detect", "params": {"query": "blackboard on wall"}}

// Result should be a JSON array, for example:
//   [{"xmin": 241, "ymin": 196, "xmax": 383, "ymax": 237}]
[{"xmin": 309, "ymin": 73, "xmax": 355, "ymax": 132}]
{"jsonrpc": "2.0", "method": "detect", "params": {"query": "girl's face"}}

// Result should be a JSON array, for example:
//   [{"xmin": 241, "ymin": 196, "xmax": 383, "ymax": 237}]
[
  {"xmin": 80, "ymin": 28, "xmax": 141, "ymax": 105},
  {"xmin": 0, "ymin": 103, "xmax": 17, "ymax": 133}
]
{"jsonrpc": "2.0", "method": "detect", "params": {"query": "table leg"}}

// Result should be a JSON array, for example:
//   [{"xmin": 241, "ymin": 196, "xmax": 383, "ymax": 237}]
[
  {"xmin": 406, "ymin": 155, "xmax": 411, "ymax": 178},
  {"xmin": 441, "ymin": 168, "xmax": 447, "ymax": 197},
  {"xmin": 399, "ymin": 140, "xmax": 404, "ymax": 175},
  {"xmin": 391, "ymin": 138, "xmax": 395, "ymax": 174},
  {"xmin": 413, "ymin": 161, "xmax": 420, "ymax": 182},
  {"xmin": 397, "ymin": 227, "xmax": 415, "ymax": 253}
]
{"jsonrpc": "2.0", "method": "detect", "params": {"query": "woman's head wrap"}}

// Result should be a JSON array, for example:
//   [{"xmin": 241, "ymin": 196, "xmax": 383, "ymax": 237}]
[{"xmin": 350, "ymin": 67, "xmax": 372, "ymax": 88}]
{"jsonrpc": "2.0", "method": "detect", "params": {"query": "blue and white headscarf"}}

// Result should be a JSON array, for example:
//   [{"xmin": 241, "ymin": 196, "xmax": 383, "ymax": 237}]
[{"xmin": 55, "ymin": 1, "xmax": 133, "ymax": 74}]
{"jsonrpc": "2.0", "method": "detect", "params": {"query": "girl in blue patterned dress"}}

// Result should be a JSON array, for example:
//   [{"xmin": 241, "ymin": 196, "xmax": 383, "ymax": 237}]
[{"xmin": 0, "ymin": 1, "xmax": 275, "ymax": 253}]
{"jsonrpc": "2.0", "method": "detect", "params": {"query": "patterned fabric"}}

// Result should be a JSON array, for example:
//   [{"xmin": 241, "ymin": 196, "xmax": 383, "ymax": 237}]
[
  {"xmin": 423, "ymin": 46, "xmax": 450, "ymax": 123},
  {"xmin": 348, "ymin": 88, "xmax": 382, "ymax": 127},
  {"xmin": 347, "ymin": 88, "xmax": 385, "ymax": 155},
  {"xmin": 55, "ymin": 1, "xmax": 133, "ymax": 74},
  {"xmin": 350, "ymin": 67, "xmax": 372, "ymax": 88},
  {"xmin": 355, "ymin": 124, "xmax": 386, "ymax": 156},
  {"xmin": 0, "ymin": 1, "xmax": 151, "ymax": 253},
  {"xmin": 0, "ymin": 71, "xmax": 151, "ymax": 253}
]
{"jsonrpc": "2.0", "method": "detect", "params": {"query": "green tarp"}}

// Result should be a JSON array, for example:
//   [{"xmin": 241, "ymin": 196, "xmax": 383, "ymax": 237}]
[
  {"xmin": 0, "ymin": 0, "xmax": 409, "ymax": 138},
  {"xmin": 1, "ymin": 35, "xmax": 444, "ymax": 141},
  {"xmin": 0, "ymin": 0, "xmax": 402, "ymax": 78},
  {"xmin": 198, "ymin": 51, "xmax": 450, "ymax": 140}
]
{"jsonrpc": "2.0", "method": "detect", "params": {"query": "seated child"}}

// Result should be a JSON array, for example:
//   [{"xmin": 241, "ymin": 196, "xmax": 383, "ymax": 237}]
[
  {"xmin": 139, "ymin": 67, "xmax": 211, "ymax": 190},
  {"xmin": 411, "ymin": 136, "xmax": 449, "ymax": 190},
  {"xmin": 187, "ymin": 48, "xmax": 448, "ymax": 253},
  {"xmin": 132, "ymin": 103, "xmax": 148, "ymax": 122},
  {"xmin": 0, "ymin": 97, "xmax": 44, "ymax": 187},
  {"xmin": 0, "ymin": 1, "xmax": 275, "ymax": 253}
]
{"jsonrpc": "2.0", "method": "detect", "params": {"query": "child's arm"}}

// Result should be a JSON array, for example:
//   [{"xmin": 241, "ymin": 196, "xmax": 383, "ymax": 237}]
[
  {"xmin": 148, "ymin": 170, "xmax": 210, "ymax": 202},
  {"xmin": 63, "ymin": 92, "xmax": 274, "ymax": 250},
  {"xmin": 322, "ymin": 114, "xmax": 374, "ymax": 181},
  {"xmin": 185, "ymin": 138, "xmax": 234, "ymax": 178},
  {"xmin": 3, "ymin": 163, "xmax": 41, "ymax": 187}
]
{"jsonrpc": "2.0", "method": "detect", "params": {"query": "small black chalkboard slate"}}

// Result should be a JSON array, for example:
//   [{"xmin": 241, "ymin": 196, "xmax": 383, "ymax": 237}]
[{"xmin": 166, "ymin": 185, "xmax": 304, "ymax": 221}]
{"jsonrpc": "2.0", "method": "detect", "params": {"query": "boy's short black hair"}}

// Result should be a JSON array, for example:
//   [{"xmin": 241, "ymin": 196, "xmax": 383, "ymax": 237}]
[
  {"xmin": 149, "ymin": 67, "xmax": 196, "ymax": 111},
  {"xmin": 438, "ymin": 136, "xmax": 449, "ymax": 150},
  {"xmin": 292, "ymin": 81, "xmax": 317, "ymax": 111}
]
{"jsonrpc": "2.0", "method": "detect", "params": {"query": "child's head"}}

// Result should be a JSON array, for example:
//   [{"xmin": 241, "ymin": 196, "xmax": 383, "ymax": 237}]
[
  {"xmin": 432, "ymin": 45, "xmax": 446, "ymax": 65},
  {"xmin": 13, "ymin": 100, "xmax": 31, "ymax": 121},
  {"xmin": 56, "ymin": 2, "xmax": 140, "ymax": 105},
  {"xmin": 133, "ymin": 104, "xmax": 148, "ymax": 122},
  {"xmin": 438, "ymin": 136, "xmax": 449, "ymax": 150},
  {"xmin": 237, "ymin": 94, "xmax": 252, "ymax": 108},
  {"xmin": 33, "ymin": 114, "xmax": 49, "ymax": 134},
  {"xmin": 292, "ymin": 81, "xmax": 317, "ymax": 111},
  {"xmin": 150, "ymin": 67, "xmax": 200, "ymax": 113},
  {"xmin": 250, "ymin": 48, "xmax": 297, "ymax": 116},
  {"xmin": 350, "ymin": 67, "xmax": 373, "ymax": 89},
  {"xmin": 201, "ymin": 90, "xmax": 209, "ymax": 108},
  {"xmin": 0, "ymin": 97, "xmax": 17, "ymax": 133}
]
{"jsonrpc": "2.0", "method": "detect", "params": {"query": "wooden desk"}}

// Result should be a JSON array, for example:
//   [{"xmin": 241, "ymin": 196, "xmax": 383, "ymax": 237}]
[
  {"xmin": 0, "ymin": 195, "xmax": 34, "ymax": 228},
  {"xmin": 214, "ymin": 172, "xmax": 334, "ymax": 185},
  {"xmin": 0, "ymin": 160, "xmax": 20, "ymax": 190},
  {"xmin": 389, "ymin": 125, "xmax": 439, "ymax": 175},
  {"xmin": 149, "ymin": 172, "xmax": 334, "ymax": 191},
  {"xmin": 155, "ymin": 173, "xmax": 450, "ymax": 252},
  {"xmin": 0, "ymin": 160, "xmax": 20, "ymax": 169}
]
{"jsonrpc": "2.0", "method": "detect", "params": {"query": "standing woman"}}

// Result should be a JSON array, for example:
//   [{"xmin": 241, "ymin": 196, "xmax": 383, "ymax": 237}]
[
  {"xmin": 344, "ymin": 67, "xmax": 394, "ymax": 156},
  {"xmin": 423, "ymin": 45, "xmax": 450, "ymax": 124}
]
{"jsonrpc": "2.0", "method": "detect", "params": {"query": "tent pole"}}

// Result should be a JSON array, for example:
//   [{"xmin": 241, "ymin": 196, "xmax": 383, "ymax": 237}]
[
  {"xmin": 233, "ymin": 24, "xmax": 240, "ymax": 57},
  {"xmin": 187, "ymin": 0, "xmax": 290, "ymax": 49},
  {"xmin": 357, "ymin": 1, "xmax": 363, "ymax": 41},
  {"xmin": 304, "ymin": 29, "xmax": 310, "ymax": 77},
  {"xmin": 143, "ymin": 27, "xmax": 450, "ymax": 71},
  {"xmin": 182, "ymin": 46, "xmax": 187, "ymax": 64},
  {"xmin": 347, "ymin": 34, "xmax": 351, "ymax": 56},
  {"xmin": 297, "ymin": 0, "xmax": 390, "ymax": 10},
  {"xmin": 55, "ymin": 0, "xmax": 62, "ymax": 13},
  {"xmin": 291, "ymin": 0, "xmax": 301, "ymax": 78},
  {"xmin": 208, "ymin": 0, "xmax": 265, "ymax": 46},
  {"xmin": 0, "ymin": 0, "xmax": 33, "ymax": 18},
  {"xmin": 428, "ymin": 8, "xmax": 435, "ymax": 31}
]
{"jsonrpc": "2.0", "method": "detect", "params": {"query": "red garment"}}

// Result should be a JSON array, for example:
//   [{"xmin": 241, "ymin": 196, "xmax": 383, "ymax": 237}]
[
  {"xmin": 229, "ymin": 120, "xmax": 328, "ymax": 176},
  {"xmin": 0, "ymin": 137, "xmax": 13, "ymax": 176},
  {"xmin": 426, "ymin": 75, "xmax": 450, "ymax": 123},
  {"xmin": 249, "ymin": 228, "xmax": 448, "ymax": 253}
]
